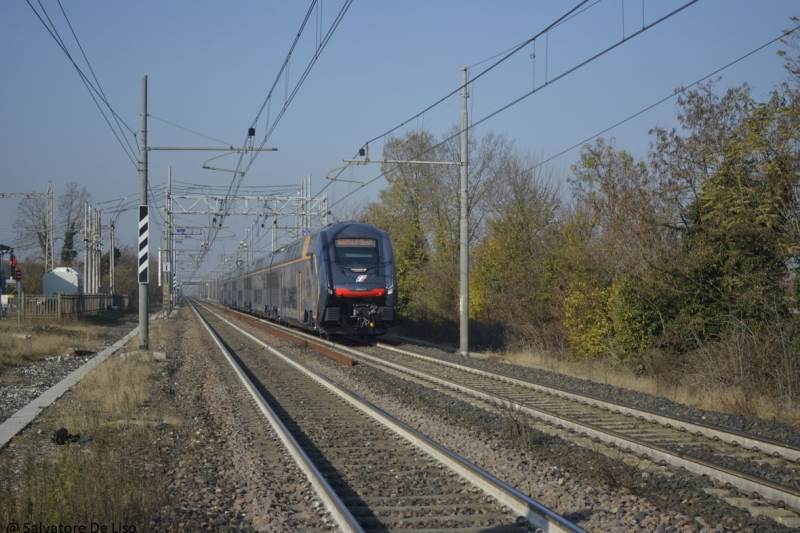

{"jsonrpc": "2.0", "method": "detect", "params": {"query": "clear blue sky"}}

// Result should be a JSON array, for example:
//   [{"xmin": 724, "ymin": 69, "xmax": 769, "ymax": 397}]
[{"xmin": 1, "ymin": 1, "xmax": 797, "ymax": 279}]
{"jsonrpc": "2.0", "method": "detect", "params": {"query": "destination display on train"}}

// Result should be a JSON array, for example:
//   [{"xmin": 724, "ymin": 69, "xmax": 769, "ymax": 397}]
[{"xmin": 335, "ymin": 238, "xmax": 376, "ymax": 247}]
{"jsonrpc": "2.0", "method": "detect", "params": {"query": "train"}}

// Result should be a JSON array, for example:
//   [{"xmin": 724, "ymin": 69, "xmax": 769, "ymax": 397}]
[{"xmin": 219, "ymin": 221, "xmax": 397, "ymax": 337}]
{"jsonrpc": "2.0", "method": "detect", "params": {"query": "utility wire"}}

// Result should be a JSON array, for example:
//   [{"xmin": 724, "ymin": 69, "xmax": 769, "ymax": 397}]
[
  {"xmin": 525, "ymin": 24, "xmax": 800, "ymax": 174},
  {"xmin": 325, "ymin": 0, "xmax": 701, "ymax": 210},
  {"xmin": 25, "ymin": 0, "xmax": 139, "ymax": 168},
  {"xmin": 358, "ymin": 1, "xmax": 593, "ymax": 152},
  {"xmin": 207, "ymin": 0, "xmax": 321, "ymax": 254},
  {"xmin": 468, "ymin": 0, "xmax": 603, "ymax": 69},
  {"xmin": 148, "ymin": 114, "xmax": 233, "ymax": 146},
  {"xmin": 55, "ymin": 0, "xmax": 139, "ymax": 160},
  {"xmin": 317, "ymin": 0, "xmax": 594, "ymax": 194},
  {"xmin": 198, "ymin": 0, "xmax": 353, "ymax": 280}
]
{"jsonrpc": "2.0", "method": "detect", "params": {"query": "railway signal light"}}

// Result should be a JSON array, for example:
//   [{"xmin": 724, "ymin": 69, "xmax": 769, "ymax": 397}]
[{"xmin": 13, "ymin": 267, "xmax": 21, "ymax": 281}]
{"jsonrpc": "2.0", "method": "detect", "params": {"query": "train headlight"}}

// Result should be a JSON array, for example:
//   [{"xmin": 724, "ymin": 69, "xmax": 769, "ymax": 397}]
[
  {"xmin": 327, "ymin": 287, "xmax": 333, "ymax": 295},
  {"xmin": 387, "ymin": 285, "xmax": 394, "ymax": 295}
]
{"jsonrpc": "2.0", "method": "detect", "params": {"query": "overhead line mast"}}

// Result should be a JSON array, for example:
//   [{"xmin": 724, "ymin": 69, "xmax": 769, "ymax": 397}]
[
  {"xmin": 137, "ymin": 76, "xmax": 278, "ymax": 349},
  {"xmin": 327, "ymin": 68, "xmax": 471, "ymax": 355}
]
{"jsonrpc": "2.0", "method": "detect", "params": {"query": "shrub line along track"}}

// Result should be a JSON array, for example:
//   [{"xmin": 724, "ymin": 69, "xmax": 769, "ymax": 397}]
[
  {"xmin": 190, "ymin": 299, "xmax": 585, "ymax": 533},
  {"xmin": 209, "ymin": 303, "xmax": 800, "ymax": 519}
]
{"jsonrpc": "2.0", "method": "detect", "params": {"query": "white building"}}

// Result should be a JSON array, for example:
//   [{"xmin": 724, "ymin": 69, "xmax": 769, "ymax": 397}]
[{"xmin": 42, "ymin": 267, "xmax": 84, "ymax": 295}]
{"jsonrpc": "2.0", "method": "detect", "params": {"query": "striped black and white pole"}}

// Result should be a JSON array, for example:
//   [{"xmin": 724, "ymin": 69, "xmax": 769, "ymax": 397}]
[{"xmin": 138, "ymin": 205, "xmax": 149, "ymax": 284}]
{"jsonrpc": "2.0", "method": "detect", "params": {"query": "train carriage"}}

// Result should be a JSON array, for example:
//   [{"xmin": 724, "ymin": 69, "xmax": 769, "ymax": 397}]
[{"xmin": 220, "ymin": 222, "xmax": 396, "ymax": 337}]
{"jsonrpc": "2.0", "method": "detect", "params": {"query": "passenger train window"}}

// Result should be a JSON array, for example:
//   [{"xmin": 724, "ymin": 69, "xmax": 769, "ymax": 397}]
[{"xmin": 334, "ymin": 238, "xmax": 378, "ymax": 269}]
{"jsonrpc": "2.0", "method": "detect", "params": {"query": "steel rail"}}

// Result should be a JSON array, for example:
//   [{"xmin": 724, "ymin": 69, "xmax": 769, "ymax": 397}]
[
  {"xmin": 205, "ymin": 303, "xmax": 800, "ymax": 461},
  {"xmin": 197, "ymin": 301, "xmax": 586, "ymax": 533},
  {"xmin": 377, "ymin": 342, "xmax": 800, "ymax": 463},
  {"xmin": 189, "ymin": 301, "xmax": 363, "ymax": 533},
  {"xmin": 335, "ymin": 342, "xmax": 800, "ymax": 512}
]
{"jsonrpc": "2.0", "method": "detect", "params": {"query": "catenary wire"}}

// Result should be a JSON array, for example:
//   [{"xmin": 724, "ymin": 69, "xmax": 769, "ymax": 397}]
[
  {"xmin": 324, "ymin": 0, "xmax": 701, "ymax": 210},
  {"xmin": 55, "ymin": 0, "xmax": 139, "ymax": 161},
  {"xmin": 523, "ymin": 25, "xmax": 800, "ymax": 175},
  {"xmin": 25, "ymin": 0, "xmax": 139, "ymax": 168},
  {"xmin": 316, "ymin": 0, "xmax": 594, "ymax": 194},
  {"xmin": 196, "ymin": 0, "xmax": 353, "ymax": 280}
]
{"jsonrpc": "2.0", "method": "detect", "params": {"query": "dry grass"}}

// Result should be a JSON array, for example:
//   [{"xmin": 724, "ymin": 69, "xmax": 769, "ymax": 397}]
[
  {"xmin": 0, "ymin": 319, "xmax": 105, "ymax": 373},
  {"xmin": 0, "ymin": 321, "xmax": 173, "ymax": 529}
]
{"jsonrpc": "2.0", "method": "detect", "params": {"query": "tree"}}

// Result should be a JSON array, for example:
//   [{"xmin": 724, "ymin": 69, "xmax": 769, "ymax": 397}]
[
  {"xmin": 470, "ymin": 151, "xmax": 562, "ymax": 345},
  {"xmin": 566, "ymin": 138, "xmax": 668, "ymax": 360},
  {"xmin": 621, "ymin": 70, "xmax": 800, "ymax": 353},
  {"xmin": 363, "ymin": 129, "xmax": 512, "ymax": 329},
  {"xmin": 12, "ymin": 197, "xmax": 49, "ymax": 264},
  {"xmin": 58, "ymin": 183, "xmax": 92, "ymax": 266},
  {"xmin": 666, "ymin": 98, "xmax": 800, "ymax": 340},
  {"xmin": 363, "ymin": 132, "xmax": 436, "ymax": 322},
  {"xmin": 13, "ymin": 182, "xmax": 92, "ymax": 267}
]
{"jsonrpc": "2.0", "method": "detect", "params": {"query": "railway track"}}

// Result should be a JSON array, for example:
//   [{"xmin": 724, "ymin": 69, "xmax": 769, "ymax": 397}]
[
  {"xmin": 206, "ymin": 303, "xmax": 800, "ymax": 526},
  {"xmin": 339, "ymin": 342, "xmax": 800, "ymax": 518},
  {"xmin": 190, "ymin": 300, "xmax": 584, "ymax": 532}
]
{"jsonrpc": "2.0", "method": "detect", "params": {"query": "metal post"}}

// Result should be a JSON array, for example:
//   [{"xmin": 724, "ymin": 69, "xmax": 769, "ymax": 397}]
[
  {"xmin": 90, "ymin": 206, "xmax": 94, "ymax": 293},
  {"xmin": 139, "ymin": 75, "xmax": 149, "ymax": 348},
  {"xmin": 91, "ymin": 208, "xmax": 96, "ymax": 293},
  {"xmin": 46, "ymin": 181, "xmax": 54, "ymax": 272},
  {"xmin": 85, "ymin": 205, "xmax": 90, "ymax": 293},
  {"xmin": 96, "ymin": 209, "xmax": 102, "ymax": 292},
  {"xmin": 459, "ymin": 66, "xmax": 469, "ymax": 357},
  {"xmin": 83, "ymin": 203, "xmax": 88, "ymax": 293},
  {"xmin": 88, "ymin": 204, "xmax": 94, "ymax": 293},
  {"xmin": 170, "ymin": 187, "xmax": 175, "ymax": 310},
  {"xmin": 109, "ymin": 220, "xmax": 115, "ymax": 296},
  {"xmin": 163, "ymin": 167, "xmax": 171, "ymax": 315}
]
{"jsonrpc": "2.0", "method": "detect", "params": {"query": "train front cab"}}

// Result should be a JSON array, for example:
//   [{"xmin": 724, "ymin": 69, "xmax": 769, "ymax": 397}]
[{"xmin": 318, "ymin": 227, "xmax": 396, "ymax": 337}]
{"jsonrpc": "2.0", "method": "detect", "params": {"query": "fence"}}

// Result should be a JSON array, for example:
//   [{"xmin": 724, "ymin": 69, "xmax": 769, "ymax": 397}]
[{"xmin": 4, "ymin": 293, "xmax": 129, "ymax": 318}]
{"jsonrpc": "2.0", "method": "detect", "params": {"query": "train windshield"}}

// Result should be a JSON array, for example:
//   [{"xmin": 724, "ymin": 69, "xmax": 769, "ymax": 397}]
[{"xmin": 334, "ymin": 238, "xmax": 378, "ymax": 269}]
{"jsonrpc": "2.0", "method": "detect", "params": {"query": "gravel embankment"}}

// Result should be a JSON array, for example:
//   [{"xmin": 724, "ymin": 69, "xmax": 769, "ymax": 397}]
[
  {"xmin": 288, "ymin": 341, "xmax": 799, "ymax": 533},
  {"xmin": 1, "ymin": 310, "xmax": 326, "ymax": 532},
  {"xmin": 147, "ymin": 309, "xmax": 327, "ymax": 532},
  {"xmin": 3, "ymin": 309, "xmax": 799, "ymax": 532},
  {"xmin": 423, "ymin": 345, "xmax": 800, "ymax": 445}
]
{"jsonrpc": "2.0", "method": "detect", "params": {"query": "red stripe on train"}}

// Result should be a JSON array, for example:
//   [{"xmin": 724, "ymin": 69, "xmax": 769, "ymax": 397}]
[{"xmin": 334, "ymin": 288, "xmax": 385, "ymax": 298}]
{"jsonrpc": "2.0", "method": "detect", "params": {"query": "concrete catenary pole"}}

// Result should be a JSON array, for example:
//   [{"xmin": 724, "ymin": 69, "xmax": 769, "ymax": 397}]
[
  {"xmin": 46, "ymin": 181, "xmax": 54, "ymax": 272},
  {"xmin": 109, "ymin": 219, "xmax": 115, "ymax": 295},
  {"xmin": 164, "ymin": 167, "xmax": 171, "ymax": 315},
  {"xmin": 83, "ymin": 203, "xmax": 87, "ymax": 292},
  {"xmin": 139, "ymin": 75, "xmax": 149, "ymax": 348},
  {"xmin": 169, "ymin": 174, "xmax": 175, "ymax": 310},
  {"xmin": 96, "ymin": 209, "xmax": 102, "ymax": 292},
  {"xmin": 459, "ymin": 67, "xmax": 469, "ymax": 356},
  {"xmin": 85, "ymin": 204, "xmax": 90, "ymax": 293}
]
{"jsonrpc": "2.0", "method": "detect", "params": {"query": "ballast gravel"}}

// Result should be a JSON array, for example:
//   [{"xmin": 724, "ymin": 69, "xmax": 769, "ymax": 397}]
[
  {"xmin": 3, "ymin": 308, "xmax": 799, "ymax": 532},
  {"xmin": 288, "ymin": 342, "xmax": 799, "ymax": 533},
  {"xmin": 147, "ymin": 310, "xmax": 328, "ymax": 532}
]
